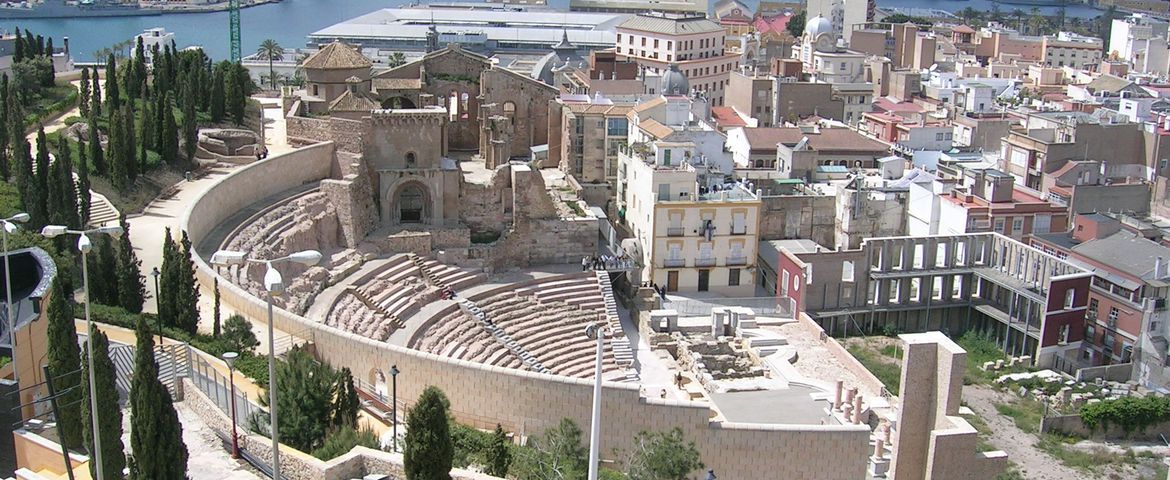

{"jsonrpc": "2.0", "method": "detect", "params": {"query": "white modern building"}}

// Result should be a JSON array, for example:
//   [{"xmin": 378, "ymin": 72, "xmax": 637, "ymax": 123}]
[
  {"xmin": 806, "ymin": 0, "xmax": 869, "ymax": 45},
  {"xmin": 132, "ymin": 27, "xmax": 175, "ymax": 64},
  {"xmin": 1109, "ymin": 14, "xmax": 1170, "ymax": 77}
]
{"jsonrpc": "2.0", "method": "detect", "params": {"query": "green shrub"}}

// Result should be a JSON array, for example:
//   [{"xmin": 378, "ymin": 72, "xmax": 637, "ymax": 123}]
[
  {"xmin": 451, "ymin": 422, "xmax": 494, "ymax": 469},
  {"xmin": 846, "ymin": 345, "xmax": 902, "ymax": 396},
  {"xmin": 0, "ymin": 356, "xmax": 9, "ymax": 369},
  {"xmin": 1080, "ymin": 395, "xmax": 1170, "ymax": 434},
  {"xmin": 63, "ymin": 115, "xmax": 83, "ymax": 126},
  {"xmin": 311, "ymin": 426, "xmax": 380, "ymax": 460}
]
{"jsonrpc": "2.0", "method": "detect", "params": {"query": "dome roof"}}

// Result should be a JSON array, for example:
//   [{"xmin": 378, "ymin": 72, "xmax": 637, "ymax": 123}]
[
  {"xmin": 804, "ymin": 14, "xmax": 833, "ymax": 38},
  {"xmin": 659, "ymin": 63, "xmax": 689, "ymax": 96}
]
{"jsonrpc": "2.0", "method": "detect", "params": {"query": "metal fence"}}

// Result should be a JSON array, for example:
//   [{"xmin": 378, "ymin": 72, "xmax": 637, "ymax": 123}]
[{"xmin": 188, "ymin": 351, "xmax": 263, "ymax": 429}]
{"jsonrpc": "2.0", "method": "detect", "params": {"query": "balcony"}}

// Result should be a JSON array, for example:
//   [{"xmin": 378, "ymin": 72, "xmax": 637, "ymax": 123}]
[
  {"xmin": 696, "ymin": 257, "xmax": 716, "ymax": 267},
  {"xmin": 664, "ymin": 258, "xmax": 686, "ymax": 268},
  {"xmin": 726, "ymin": 255, "xmax": 748, "ymax": 266},
  {"xmin": 730, "ymin": 226, "xmax": 747, "ymax": 235},
  {"xmin": 667, "ymin": 227, "xmax": 685, "ymax": 237}
]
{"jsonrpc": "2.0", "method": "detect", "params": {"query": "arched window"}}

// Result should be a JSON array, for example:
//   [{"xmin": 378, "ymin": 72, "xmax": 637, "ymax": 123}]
[
  {"xmin": 406, "ymin": 152, "xmax": 417, "ymax": 168},
  {"xmin": 460, "ymin": 92, "xmax": 470, "ymax": 120},
  {"xmin": 503, "ymin": 101, "xmax": 516, "ymax": 125},
  {"xmin": 449, "ymin": 91, "xmax": 459, "ymax": 121}
]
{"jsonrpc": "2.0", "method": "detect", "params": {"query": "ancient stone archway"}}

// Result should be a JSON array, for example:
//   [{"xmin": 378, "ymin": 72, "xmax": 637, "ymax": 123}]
[
  {"xmin": 392, "ymin": 181, "xmax": 431, "ymax": 224},
  {"xmin": 381, "ymin": 96, "xmax": 417, "ymax": 109}
]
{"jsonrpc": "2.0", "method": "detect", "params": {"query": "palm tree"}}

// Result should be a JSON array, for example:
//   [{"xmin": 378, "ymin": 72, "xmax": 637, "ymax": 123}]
[
  {"xmin": 1011, "ymin": 9, "xmax": 1026, "ymax": 32},
  {"xmin": 388, "ymin": 51, "xmax": 406, "ymax": 68},
  {"xmin": 256, "ymin": 39, "xmax": 285, "ymax": 91},
  {"xmin": 958, "ymin": 7, "xmax": 981, "ymax": 27},
  {"xmin": 1028, "ymin": 8, "xmax": 1046, "ymax": 35}
]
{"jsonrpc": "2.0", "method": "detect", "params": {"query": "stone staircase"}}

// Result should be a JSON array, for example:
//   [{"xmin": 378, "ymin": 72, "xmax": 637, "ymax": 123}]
[
  {"xmin": 594, "ymin": 271, "xmax": 637, "ymax": 382},
  {"xmin": 456, "ymin": 297, "xmax": 551, "ymax": 375},
  {"xmin": 347, "ymin": 285, "xmax": 406, "ymax": 332},
  {"xmin": 87, "ymin": 189, "xmax": 119, "ymax": 226}
]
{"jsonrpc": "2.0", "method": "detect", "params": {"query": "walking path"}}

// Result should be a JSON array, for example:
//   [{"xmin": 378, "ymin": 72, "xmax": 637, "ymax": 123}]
[{"xmin": 962, "ymin": 385, "xmax": 1093, "ymax": 480}]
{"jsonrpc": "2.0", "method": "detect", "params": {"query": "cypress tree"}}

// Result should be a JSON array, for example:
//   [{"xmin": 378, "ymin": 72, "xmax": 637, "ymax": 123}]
[
  {"xmin": 163, "ymin": 92, "xmax": 179, "ymax": 165},
  {"xmin": 230, "ymin": 64, "xmax": 247, "ymax": 125},
  {"xmin": 45, "ymin": 37, "xmax": 52, "ymax": 57},
  {"xmin": 34, "ymin": 34, "xmax": 43, "ymax": 57},
  {"xmin": 45, "ymin": 275, "xmax": 84, "ymax": 450},
  {"xmin": 104, "ymin": 54, "xmax": 119, "ymax": 113},
  {"xmin": 138, "ymin": 82, "xmax": 150, "ymax": 172},
  {"xmin": 485, "ymin": 424, "xmax": 512, "ymax": 477},
  {"xmin": 123, "ymin": 104, "xmax": 137, "ymax": 181},
  {"xmin": 131, "ymin": 36, "xmax": 146, "ymax": 101},
  {"xmin": 30, "ymin": 127, "xmax": 49, "ymax": 226},
  {"xmin": 87, "ymin": 236, "xmax": 118, "ymax": 306},
  {"xmin": 90, "ymin": 66, "xmax": 102, "ymax": 118},
  {"xmin": 80, "ymin": 326, "xmax": 126, "ymax": 480},
  {"xmin": 0, "ymin": 76, "xmax": 8, "ymax": 181},
  {"xmin": 404, "ymin": 386, "xmax": 454, "ymax": 480},
  {"xmin": 212, "ymin": 277, "xmax": 221, "ymax": 338},
  {"xmin": 330, "ymin": 367, "xmax": 360, "ymax": 430},
  {"xmin": 76, "ymin": 137, "xmax": 91, "ymax": 225},
  {"xmin": 87, "ymin": 109, "xmax": 106, "ymax": 176},
  {"xmin": 151, "ymin": 88, "xmax": 164, "ymax": 151},
  {"xmin": 79, "ymin": 64, "xmax": 90, "ymax": 118},
  {"xmin": 182, "ymin": 82, "xmax": 197, "ymax": 167},
  {"xmin": 175, "ymin": 230, "xmax": 199, "ymax": 334},
  {"xmin": 128, "ymin": 316, "xmax": 188, "ymax": 479},
  {"xmin": 23, "ymin": 31, "xmax": 34, "ymax": 58},
  {"xmin": 47, "ymin": 134, "xmax": 78, "ymax": 228},
  {"xmin": 116, "ymin": 215, "xmax": 145, "ymax": 313},
  {"xmin": 209, "ymin": 64, "xmax": 225, "ymax": 124},
  {"xmin": 107, "ymin": 107, "xmax": 127, "ymax": 191},
  {"xmin": 13, "ymin": 28, "xmax": 23, "ymax": 63},
  {"xmin": 157, "ymin": 228, "xmax": 176, "ymax": 329}
]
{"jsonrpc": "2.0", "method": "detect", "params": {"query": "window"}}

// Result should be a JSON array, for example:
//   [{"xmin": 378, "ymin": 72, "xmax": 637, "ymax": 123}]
[
  {"xmin": 663, "ymin": 149, "xmax": 672, "ymax": 166},
  {"xmin": 405, "ymin": 152, "xmax": 416, "ymax": 168},
  {"xmin": 1064, "ymin": 289, "xmax": 1075, "ymax": 309},
  {"xmin": 729, "ymin": 268, "xmax": 741, "ymax": 286},
  {"xmin": 1085, "ymin": 324, "xmax": 1096, "ymax": 343},
  {"xmin": 842, "ymin": 260, "xmax": 855, "ymax": 282},
  {"xmin": 1108, "ymin": 307, "xmax": 1119, "ymax": 324},
  {"xmin": 781, "ymin": 270, "xmax": 790, "ymax": 297},
  {"xmin": 654, "ymin": 39, "xmax": 659, "ymax": 48},
  {"xmin": 606, "ymin": 118, "xmax": 628, "ymax": 136},
  {"xmin": 1059, "ymin": 324, "xmax": 1069, "ymax": 344},
  {"xmin": 1089, "ymin": 298, "xmax": 1099, "ymax": 315},
  {"xmin": 1012, "ymin": 217, "xmax": 1024, "ymax": 235},
  {"xmin": 994, "ymin": 218, "xmax": 1005, "ymax": 233}
]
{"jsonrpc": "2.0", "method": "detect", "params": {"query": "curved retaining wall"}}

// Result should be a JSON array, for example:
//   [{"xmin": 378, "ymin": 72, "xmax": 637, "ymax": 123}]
[{"xmin": 182, "ymin": 143, "xmax": 871, "ymax": 479}]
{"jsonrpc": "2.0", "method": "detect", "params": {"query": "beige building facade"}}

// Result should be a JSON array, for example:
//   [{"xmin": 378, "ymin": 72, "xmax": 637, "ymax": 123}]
[{"xmin": 615, "ymin": 13, "xmax": 741, "ymax": 104}]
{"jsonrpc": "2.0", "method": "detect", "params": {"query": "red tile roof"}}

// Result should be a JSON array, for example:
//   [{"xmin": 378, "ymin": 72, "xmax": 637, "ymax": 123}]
[
  {"xmin": 711, "ymin": 106, "xmax": 748, "ymax": 127},
  {"xmin": 741, "ymin": 127, "xmax": 889, "ymax": 153}
]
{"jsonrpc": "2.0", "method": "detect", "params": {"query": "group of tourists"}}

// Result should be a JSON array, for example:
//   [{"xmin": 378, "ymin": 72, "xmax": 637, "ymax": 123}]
[{"xmin": 581, "ymin": 253, "xmax": 634, "ymax": 271}]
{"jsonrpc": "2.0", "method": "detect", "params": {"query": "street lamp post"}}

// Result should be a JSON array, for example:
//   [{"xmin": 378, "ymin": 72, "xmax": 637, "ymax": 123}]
[
  {"xmin": 222, "ymin": 351, "xmax": 240, "ymax": 459},
  {"xmin": 390, "ymin": 364, "xmax": 399, "ymax": 452},
  {"xmin": 2, "ymin": 212, "xmax": 30, "ymax": 385},
  {"xmin": 41, "ymin": 224, "xmax": 125, "ymax": 480},
  {"xmin": 150, "ymin": 267, "xmax": 161, "ymax": 345},
  {"xmin": 210, "ymin": 249, "xmax": 323, "ymax": 480},
  {"xmin": 584, "ymin": 322, "xmax": 608, "ymax": 480}
]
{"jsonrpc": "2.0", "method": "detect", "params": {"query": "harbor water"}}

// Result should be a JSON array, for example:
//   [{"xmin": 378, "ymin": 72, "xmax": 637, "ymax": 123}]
[{"xmin": 3, "ymin": 0, "xmax": 1110, "ymax": 63}]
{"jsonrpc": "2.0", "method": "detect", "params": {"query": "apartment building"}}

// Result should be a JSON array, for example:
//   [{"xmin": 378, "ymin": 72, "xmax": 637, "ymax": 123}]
[
  {"xmin": 1109, "ymin": 13, "xmax": 1170, "ymax": 76},
  {"xmin": 615, "ymin": 12, "xmax": 741, "ymax": 105},
  {"xmin": 1030, "ymin": 213, "xmax": 1170, "ymax": 388},
  {"xmin": 1041, "ymin": 32, "xmax": 1103, "ymax": 70},
  {"xmin": 761, "ymin": 232, "xmax": 1093, "ymax": 369},
  {"xmin": 548, "ymin": 93, "xmax": 633, "ymax": 206},
  {"xmin": 908, "ymin": 168, "xmax": 1069, "ymax": 241}
]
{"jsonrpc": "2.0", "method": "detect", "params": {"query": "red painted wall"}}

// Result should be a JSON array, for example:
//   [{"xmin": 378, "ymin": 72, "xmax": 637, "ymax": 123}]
[{"xmin": 776, "ymin": 249, "xmax": 805, "ymax": 315}]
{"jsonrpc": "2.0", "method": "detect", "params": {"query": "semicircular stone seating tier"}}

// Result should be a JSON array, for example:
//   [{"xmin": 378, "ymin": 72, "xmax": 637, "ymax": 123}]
[
  {"xmin": 325, "ymin": 254, "xmax": 487, "ymax": 341},
  {"xmin": 414, "ymin": 274, "xmax": 625, "ymax": 380}
]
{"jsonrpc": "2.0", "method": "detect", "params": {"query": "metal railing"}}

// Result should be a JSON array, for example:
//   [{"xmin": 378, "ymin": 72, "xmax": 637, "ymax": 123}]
[
  {"xmin": 695, "ymin": 257, "xmax": 716, "ymax": 267},
  {"xmin": 726, "ymin": 255, "xmax": 747, "ymax": 266},
  {"xmin": 666, "ymin": 227, "xmax": 685, "ymax": 237},
  {"xmin": 188, "ymin": 351, "xmax": 263, "ymax": 430},
  {"xmin": 664, "ymin": 296, "xmax": 796, "ymax": 318},
  {"xmin": 664, "ymin": 258, "xmax": 686, "ymax": 268}
]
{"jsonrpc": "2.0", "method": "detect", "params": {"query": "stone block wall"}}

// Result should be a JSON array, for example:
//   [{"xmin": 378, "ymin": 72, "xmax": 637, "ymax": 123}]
[
  {"xmin": 1042, "ymin": 414, "xmax": 1170, "ymax": 441},
  {"xmin": 459, "ymin": 166, "xmax": 512, "ymax": 233},
  {"xmin": 759, "ymin": 194, "xmax": 836, "ymax": 247},
  {"xmin": 322, "ymin": 173, "xmax": 377, "ymax": 248},
  {"xmin": 184, "ymin": 145, "xmax": 873, "ymax": 479},
  {"xmin": 285, "ymin": 115, "xmax": 366, "ymax": 155}
]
